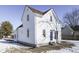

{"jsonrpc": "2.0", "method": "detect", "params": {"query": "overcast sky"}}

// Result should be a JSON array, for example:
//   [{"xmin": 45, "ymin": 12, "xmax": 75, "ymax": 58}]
[{"xmin": 0, "ymin": 5, "xmax": 79, "ymax": 30}]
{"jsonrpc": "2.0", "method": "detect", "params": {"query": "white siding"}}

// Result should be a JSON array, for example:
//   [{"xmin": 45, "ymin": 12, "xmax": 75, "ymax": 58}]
[
  {"xmin": 21, "ymin": 7, "xmax": 36, "ymax": 44},
  {"xmin": 15, "ymin": 6, "xmax": 62, "ymax": 47},
  {"xmin": 35, "ymin": 9, "xmax": 61, "ymax": 46},
  {"xmin": 17, "ymin": 27, "xmax": 24, "ymax": 42}
]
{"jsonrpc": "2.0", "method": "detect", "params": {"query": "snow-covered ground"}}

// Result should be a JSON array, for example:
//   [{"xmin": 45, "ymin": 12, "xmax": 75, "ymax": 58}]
[
  {"xmin": 47, "ymin": 40, "xmax": 79, "ymax": 53},
  {"xmin": 0, "ymin": 39, "xmax": 79, "ymax": 53},
  {"xmin": 0, "ymin": 39, "xmax": 30, "ymax": 53}
]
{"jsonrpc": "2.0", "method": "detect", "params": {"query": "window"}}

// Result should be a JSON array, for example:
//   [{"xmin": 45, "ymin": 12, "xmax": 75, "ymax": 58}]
[
  {"xmin": 14, "ymin": 34, "xmax": 16, "ymax": 39},
  {"xmin": 55, "ymin": 31, "xmax": 58, "ymax": 39},
  {"xmin": 50, "ymin": 16, "xmax": 52, "ymax": 21},
  {"xmin": 27, "ymin": 9, "xmax": 28, "ymax": 11},
  {"xmin": 27, "ymin": 15, "xmax": 29, "ymax": 21},
  {"xmin": 50, "ymin": 30, "xmax": 53, "ymax": 40},
  {"xmin": 27, "ymin": 29, "xmax": 29, "ymax": 37},
  {"xmin": 12, "ymin": 35, "xmax": 15, "ymax": 39},
  {"xmin": 43, "ymin": 30, "xmax": 46, "ymax": 37}
]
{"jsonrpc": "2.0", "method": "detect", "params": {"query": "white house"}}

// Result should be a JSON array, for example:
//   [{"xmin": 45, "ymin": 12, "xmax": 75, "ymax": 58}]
[{"xmin": 14, "ymin": 6, "xmax": 62, "ymax": 47}]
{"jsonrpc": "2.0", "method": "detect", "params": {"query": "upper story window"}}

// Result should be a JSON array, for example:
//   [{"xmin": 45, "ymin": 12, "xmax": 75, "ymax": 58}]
[
  {"xmin": 43, "ymin": 29, "xmax": 46, "ymax": 37},
  {"xmin": 27, "ymin": 29, "xmax": 29, "ymax": 38},
  {"xmin": 50, "ymin": 16, "xmax": 52, "ymax": 21},
  {"xmin": 27, "ymin": 15, "xmax": 29, "ymax": 21}
]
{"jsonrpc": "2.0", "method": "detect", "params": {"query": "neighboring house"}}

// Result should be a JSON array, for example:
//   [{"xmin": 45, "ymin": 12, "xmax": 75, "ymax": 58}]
[
  {"xmin": 13, "ymin": 6, "xmax": 62, "ymax": 47},
  {"xmin": 61, "ymin": 25, "xmax": 74, "ymax": 40},
  {"xmin": 62, "ymin": 25, "xmax": 74, "ymax": 36}
]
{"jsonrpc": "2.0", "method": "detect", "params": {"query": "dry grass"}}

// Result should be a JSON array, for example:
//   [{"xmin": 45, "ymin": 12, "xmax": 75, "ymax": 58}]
[
  {"xmin": 27, "ymin": 41, "xmax": 75, "ymax": 53},
  {"xmin": 5, "ymin": 41, "xmax": 75, "ymax": 53}
]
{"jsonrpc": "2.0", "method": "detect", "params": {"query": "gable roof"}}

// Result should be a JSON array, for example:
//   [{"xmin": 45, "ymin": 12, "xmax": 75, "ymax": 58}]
[
  {"xmin": 50, "ymin": 8, "xmax": 64, "ymax": 25},
  {"xmin": 62, "ymin": 25, "xmax": 74, "ymax": 32},
  {"xmin": 27, "ymin": 6, "xmax": 62, "ymax": 24},
  {"xmin": 27, "ymin": 6, "xmax": 51, "ymax": 15},
  {"xmin": 28, "ymin": 6, "xmax": 44, "ymax": 15}
]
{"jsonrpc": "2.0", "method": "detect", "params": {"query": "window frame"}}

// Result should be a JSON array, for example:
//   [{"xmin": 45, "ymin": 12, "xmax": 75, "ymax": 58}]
[
  {"xmin": 50, "ymin": 16, "xmax": 52, "ymax": 21},
  {"xmin": 50, "ymin": 30, "xmax": 53, "ymax": 40},
  {"xmin": 54, "ymin": 31, "xmax": 58, "ymax": 39},
  {"xmin": 27, "ymin": 15, "xmax": 29, "ymax": 21},
  {"xmin": 43, "ymin": 29, "xmax": 46, "ymax": 37},
  {"xmin": 27, "ymin": 29, "xmax": 29, "ymax": 38}
]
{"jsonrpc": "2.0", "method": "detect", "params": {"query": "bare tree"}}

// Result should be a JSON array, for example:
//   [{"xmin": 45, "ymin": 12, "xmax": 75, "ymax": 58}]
[
  {"xmin": 64, "ymin": 9, "xmax": 79, "ymax": 26},
  {"xmin": 64, "ymin": 9, "xmax": 79, "ymax": 39}
]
